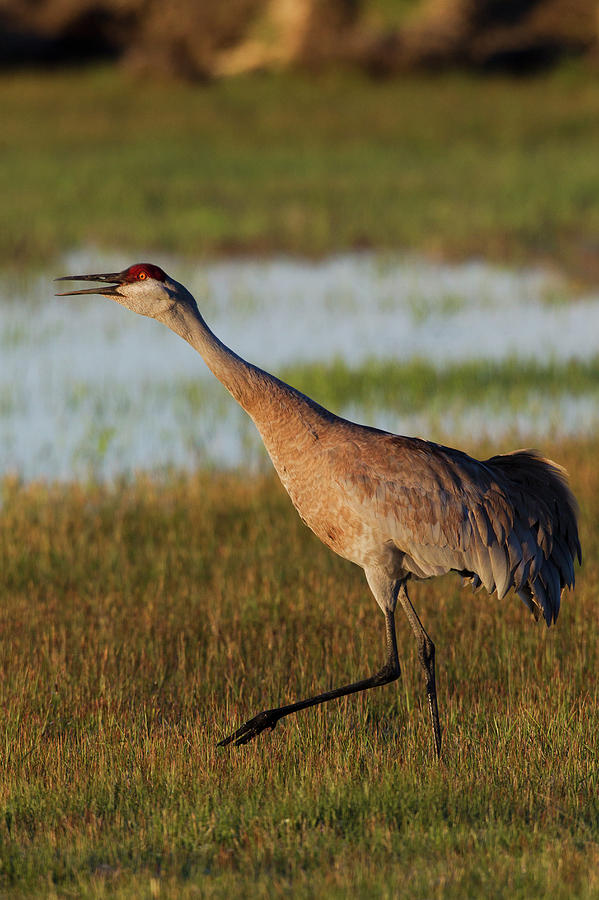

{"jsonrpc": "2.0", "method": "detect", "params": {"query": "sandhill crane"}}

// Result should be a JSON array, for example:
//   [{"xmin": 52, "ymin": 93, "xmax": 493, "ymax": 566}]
[{"xmin": 56, "ymin": 263, "xmax": 581, "ymax": 758}]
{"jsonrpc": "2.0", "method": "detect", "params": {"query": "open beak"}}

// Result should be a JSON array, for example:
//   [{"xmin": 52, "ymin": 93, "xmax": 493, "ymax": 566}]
[{"xmin": 54, "ymin": 271, "xmax": 125, "ymax": 297}]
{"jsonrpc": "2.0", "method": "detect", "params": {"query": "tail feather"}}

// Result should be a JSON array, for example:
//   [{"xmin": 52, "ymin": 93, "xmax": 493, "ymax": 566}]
[
  {"xmin": 517, "ymin": 586, "xmax": 539, "ymax": 619},
  {"xmin": 484, "ymin": 449, "xmax": 581, "ymax": 625}
]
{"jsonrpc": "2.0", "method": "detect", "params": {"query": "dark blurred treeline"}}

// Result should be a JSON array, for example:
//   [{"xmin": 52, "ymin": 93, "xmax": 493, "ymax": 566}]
[{"xmin": 1, "ymin": 0, "xmax": 598, "ymax": 78}]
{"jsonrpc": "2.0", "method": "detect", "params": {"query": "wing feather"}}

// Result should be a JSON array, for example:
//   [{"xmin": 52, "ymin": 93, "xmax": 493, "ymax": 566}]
[{"xmin": 334, "ymin": 434, "xmax": 580, "ymax": 625}]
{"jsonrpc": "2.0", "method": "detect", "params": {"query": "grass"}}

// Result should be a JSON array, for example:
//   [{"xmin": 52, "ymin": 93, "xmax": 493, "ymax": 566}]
[
  {"xmin": 1, "ymin": 437, "xmax": 598, "ymax": 897},
  {"xmin": 282, "ymin": 355, "xmax": 599, "ymax": 415},
  {"xmin": 2, "ymin": 64, "xmax": 599, "ymax": 272},
  {"xmin": 2, "ymin": 53, "xmax": 599, "ymax": 898}
]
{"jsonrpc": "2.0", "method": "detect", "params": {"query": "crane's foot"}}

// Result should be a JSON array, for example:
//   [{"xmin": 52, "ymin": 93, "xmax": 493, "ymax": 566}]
[{"xmin": 217, "ymin": 708, "xmax": 281, "ymax": 747}]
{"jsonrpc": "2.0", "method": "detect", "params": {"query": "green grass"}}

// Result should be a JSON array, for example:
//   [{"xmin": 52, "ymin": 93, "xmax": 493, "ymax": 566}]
[
  {"xmin": 3, "ymin": 56, "xmax": 599, "ymax": 897},
  {"xmin": 1, "ymin": 439, "xmax": 598, "ymax": 897},
  {"xmin": 282, "ymin": 355, "xmax": 599, "ymax": 416},
  {"xmin": 2, "ymin": 64, "xmax": 599, "ymax": 272}
]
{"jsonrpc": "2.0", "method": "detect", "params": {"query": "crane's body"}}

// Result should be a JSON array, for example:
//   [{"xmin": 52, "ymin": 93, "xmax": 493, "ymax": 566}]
[
  {"xmin": 239, "ymin": 370, "xmax": 577, "ymax": 620},
  {"xmin": 56, "ymin": 264, "xmax": 581, "ymax": 756}
]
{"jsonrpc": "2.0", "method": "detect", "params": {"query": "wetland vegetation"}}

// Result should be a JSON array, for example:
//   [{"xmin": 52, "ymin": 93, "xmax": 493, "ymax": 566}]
[
  {"xmin": 2, "ymin": 64, "xmax": 599, "ymax": 274},
  {"xmin": 1, "ymin": 61, "xmax": 599, "ymax": 896},
  {"xmin": 1, "ymin": 451, "xmax": 598, "ymax": 897}
]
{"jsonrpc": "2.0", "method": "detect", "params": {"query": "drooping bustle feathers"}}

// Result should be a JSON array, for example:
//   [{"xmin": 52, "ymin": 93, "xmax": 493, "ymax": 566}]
[{"xmin": 479, "ymin": 450, "xmax": 581, "ymax": 625}]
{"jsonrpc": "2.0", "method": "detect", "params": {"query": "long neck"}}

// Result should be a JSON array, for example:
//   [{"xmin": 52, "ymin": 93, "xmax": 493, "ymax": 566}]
[
  {"xmin": 160, "ymin": 297, "xmax": 266, "ymax": 412},
  {"xmin": 157, "ymin": 291, "xmax": 345, "ymax": 512},
  {"xmin": 158, "ymin": 292, "xmax": 333, "ymax": 429}
]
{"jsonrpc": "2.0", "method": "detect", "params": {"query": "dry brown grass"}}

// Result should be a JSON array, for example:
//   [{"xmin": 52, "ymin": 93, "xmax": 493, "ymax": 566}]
[{"xmin": 0, "ymin": 438, "xmax": 597, "ymax": 895}]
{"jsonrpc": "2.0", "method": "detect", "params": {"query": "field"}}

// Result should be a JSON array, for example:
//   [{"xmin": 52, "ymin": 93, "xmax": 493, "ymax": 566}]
[
  {"xmin": 2, "ymin": 64, "xmax": 599, "ymax": 275},
  {"xmin": 1, "ymin": 60, "xmax": 599, "ymax": 896},
  {"xmin": 0, "ymin": 443, "xmax": 597, "ymax": 897}
]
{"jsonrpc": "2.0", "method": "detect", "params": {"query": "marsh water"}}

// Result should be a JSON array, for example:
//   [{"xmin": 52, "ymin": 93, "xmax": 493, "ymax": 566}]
[{"xmin": 2, "ymin": 251, "xmax": 599, "ymax": 482}]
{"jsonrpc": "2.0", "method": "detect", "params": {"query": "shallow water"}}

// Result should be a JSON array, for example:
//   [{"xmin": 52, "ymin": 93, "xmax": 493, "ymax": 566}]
[{"xmin": 2, "ymin": 252, "xmax": 599, "ymax": 481}]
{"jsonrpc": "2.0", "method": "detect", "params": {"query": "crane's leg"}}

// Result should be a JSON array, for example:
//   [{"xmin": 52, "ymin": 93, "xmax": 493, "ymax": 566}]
[
  {"xmin": 397, "ymin": 583, "xmax": 442, "ymax": 759},
  {"xmin": 218, "ymin": 606, "xmax": 400, "ymax": 747}
]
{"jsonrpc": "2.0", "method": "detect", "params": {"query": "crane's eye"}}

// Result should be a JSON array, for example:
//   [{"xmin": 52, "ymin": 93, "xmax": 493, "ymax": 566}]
[{"xmin": 138, "ymin": 271, "xmax": 147, "ymax": 280}]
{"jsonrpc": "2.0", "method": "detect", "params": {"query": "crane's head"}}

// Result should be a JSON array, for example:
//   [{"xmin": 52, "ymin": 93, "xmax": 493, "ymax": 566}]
[{"xmin": 55, "ymin": 263, "xmax": 196, "ymax": 322}]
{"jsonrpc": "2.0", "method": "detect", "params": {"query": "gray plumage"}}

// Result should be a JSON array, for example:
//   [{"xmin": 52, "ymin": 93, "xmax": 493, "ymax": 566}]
[
  {"xmin": 56, "ymin": 263, "xmax": 582, "ymax": 757},
  {"xmin": 342, "ymin": 437, "xmax": 580, "ymax": 626}
]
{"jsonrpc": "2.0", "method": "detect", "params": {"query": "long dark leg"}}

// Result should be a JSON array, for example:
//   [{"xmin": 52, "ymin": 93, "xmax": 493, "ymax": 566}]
[
  {"xmin": 218, "ymin": 607, "xmax": 400, "ymax": 747},
  {"xmin": 397, "ymin": 583, "xmax": 442, "ymax": 759}
]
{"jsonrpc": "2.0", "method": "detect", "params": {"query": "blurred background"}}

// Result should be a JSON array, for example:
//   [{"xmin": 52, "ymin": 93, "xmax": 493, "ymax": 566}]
[
  {"xmin": 3, "ymin": 0, "xmax": 599, "ymax": 78},
  {"xmin": 2, "ymin": 0, "xmax": 599, "ymax": 481}
]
